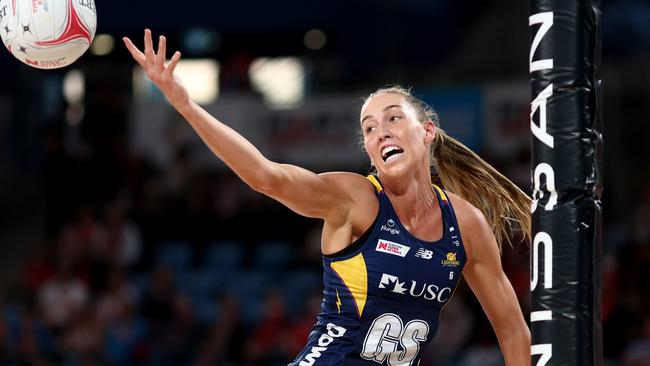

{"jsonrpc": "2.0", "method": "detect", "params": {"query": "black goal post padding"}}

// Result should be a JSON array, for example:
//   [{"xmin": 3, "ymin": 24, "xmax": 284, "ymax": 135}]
[{"xmin": 528, "ymin": 0, "xmax": 603, "ymax": 365}]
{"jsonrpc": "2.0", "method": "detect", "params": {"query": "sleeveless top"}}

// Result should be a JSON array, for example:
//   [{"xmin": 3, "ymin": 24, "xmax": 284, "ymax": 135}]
[{"xmin": 289, "ymin": 175, "xmax": 467, "ymax": 366}]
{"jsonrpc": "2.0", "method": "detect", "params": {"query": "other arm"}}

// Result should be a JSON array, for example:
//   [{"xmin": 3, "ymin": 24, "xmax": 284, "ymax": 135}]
[{"xmin": 454, "ymin": 196, "xmax": 531, "ymax": 366}]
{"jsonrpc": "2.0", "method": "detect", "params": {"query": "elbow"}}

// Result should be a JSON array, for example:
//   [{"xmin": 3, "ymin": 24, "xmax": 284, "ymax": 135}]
[
  {"xmin": 497, "ymin": 322, "xmax": 530, "ymax": 345},
  {"xmin": 511, "ymin": 323, "xmax": 531, "ymax": 340},
  {"xmin": 247, "ymin": 164, "xmax": 284, "ymax": 195}
]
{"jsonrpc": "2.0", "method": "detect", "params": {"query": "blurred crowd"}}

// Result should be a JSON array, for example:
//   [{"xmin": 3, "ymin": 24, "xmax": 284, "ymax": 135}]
[
  {"xmin": 602, "ymin": 184, "xmax": 650, "ymax": 366},
  {"xmin": 0, "ymin": 102, "xmax": 648, "ymax": 366}
]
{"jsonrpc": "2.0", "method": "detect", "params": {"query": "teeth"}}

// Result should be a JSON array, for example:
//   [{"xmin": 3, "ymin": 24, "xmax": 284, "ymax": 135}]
[
  {"xmin": 381, "ymin": 145, "xmax": 400, "ymax": 158},
  {"xmin": 385, "ymin": 152, "xmax": 403, "ymax": 163}
]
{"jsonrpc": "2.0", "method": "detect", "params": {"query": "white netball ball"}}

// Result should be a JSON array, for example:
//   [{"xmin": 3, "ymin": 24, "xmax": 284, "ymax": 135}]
[{"xmin": 0, "ymin": 0, "xmax": 97, "ymax": 69}]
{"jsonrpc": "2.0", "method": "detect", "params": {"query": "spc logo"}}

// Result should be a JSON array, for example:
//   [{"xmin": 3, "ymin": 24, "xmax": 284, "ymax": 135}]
[
  {"xmin": 299, "ymin": 323, "xmax": 347, "ymax": 365},
  {"xmin": 375, "ymin": 240, "xmax": 410, "ymax": 257}
]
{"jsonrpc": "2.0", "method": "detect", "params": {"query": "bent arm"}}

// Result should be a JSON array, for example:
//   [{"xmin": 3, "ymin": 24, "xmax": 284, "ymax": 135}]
[
  {"xmin": 123, "ymin": 30, "xmax": 360, "ymax": 223},
  {"xmin": 458, "ymin": 201, "xmax": 530, "ymax": 366}
]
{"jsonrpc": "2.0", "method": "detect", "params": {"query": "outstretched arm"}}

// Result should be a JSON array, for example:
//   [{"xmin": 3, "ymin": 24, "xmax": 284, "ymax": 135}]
[
  {"xmin": 455, "ymin": 197, "xmax": 531, "ymax": 366},
  {"xmin": 122, "ymin": 30, "xmax": 365, "ymax": 226}
]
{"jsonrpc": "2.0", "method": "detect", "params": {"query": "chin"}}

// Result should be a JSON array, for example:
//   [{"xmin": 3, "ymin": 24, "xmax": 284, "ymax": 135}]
[{"xmin": 378, "ymin": 162, "xmax": 411, "ymax": 179}]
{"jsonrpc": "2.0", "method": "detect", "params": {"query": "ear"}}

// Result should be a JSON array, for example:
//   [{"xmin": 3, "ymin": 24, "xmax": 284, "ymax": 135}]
[{"xmin": 423, "ymin": 120, "xmax": 436, "ymax": 144}]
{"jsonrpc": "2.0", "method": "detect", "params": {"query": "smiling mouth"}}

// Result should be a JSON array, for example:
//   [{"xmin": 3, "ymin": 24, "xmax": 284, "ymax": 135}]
[{"xmin": 381, "ymin": 145, "xmax": 404, "ymax": 163}]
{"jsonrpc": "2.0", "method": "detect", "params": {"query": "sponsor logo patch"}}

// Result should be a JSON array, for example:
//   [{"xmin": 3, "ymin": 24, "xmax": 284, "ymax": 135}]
[
  {"xmin": 441, "ymin": 252, "xmax": 460, "ymax": 267},
  {"xmin": 414, "ymin": 248, "xmax": 433, "ymax": 260},
  {"xmin": 375, "ymin": 239, "xmax": 410, "ymax": 257},
  {"xmin": 379, "ymin": 273, "xmax": 452, "ymax": 302},
  {"xmin": 299, "ymin": 323, "xmax": 347, "ymax": 365},
  {"xmin": 380, "ymin": 219, "xmax": 400, "ymax": 235}
]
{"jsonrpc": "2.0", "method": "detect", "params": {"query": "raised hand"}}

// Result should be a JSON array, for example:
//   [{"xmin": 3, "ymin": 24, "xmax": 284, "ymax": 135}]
[{"xmin": 123, "ymin": 29, "xmax": 189, "ymax": 109}]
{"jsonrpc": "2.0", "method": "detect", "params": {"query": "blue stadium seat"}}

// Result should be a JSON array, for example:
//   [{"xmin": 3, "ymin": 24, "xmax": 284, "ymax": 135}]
[
  {"xmin": 226, "ymin": 270, "xmax": 270, "ymax": 297},
  {"xmin": 177, "ymin": 268, "xmax": 226, "ymax": 298},
  {"xmin": 193, "ymin": 297, "xmax": 219, "ymax": 325},
  {"xmin": 203, "ymin": 240, "xmax": 244, "ymax": 270},
  {"xmin": 131, "ymin": 271, "xmax": 150, "ymax": 295},
  {"xmin": 225, "ymin": 270, "xmax": 271, "ymax": 325},
  {"xmin": 281, "ymin": 270, "xmax": 322, "ymax": 313},
  {"xmin": 239, "ymin": 294, "xmax": 265, "ymax": 325},
  {"xmin": 154, "ymin": 241, "xmax": 193, "ymax": 271},
  {"xmin": 254, "ymin": 240, "xmax": 295, "ymax": 269}
]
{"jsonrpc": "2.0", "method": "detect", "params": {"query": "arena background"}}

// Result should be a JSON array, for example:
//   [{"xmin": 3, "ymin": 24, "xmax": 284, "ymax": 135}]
[{"xmin": 0, "ymin": 0, "xmax": 648, "ymax": 365}]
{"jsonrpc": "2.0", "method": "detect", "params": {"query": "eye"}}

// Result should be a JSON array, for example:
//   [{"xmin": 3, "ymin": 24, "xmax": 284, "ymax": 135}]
[
  {"xmin": 365, "ymin": 125, "xmax": 377, "ymax": 134},
  {"xmin": 389, "ymin": 115, "xmax": 402, "ymax": 122}
]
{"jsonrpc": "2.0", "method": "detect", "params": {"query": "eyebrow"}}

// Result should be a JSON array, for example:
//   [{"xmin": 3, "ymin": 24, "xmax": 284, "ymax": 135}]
[{"xmin": 361, "ymin": 104, "xmax": 403, "ymax": 124}]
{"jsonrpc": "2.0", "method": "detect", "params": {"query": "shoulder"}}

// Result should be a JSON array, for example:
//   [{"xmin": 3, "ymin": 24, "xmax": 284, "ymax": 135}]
[
  {"xmin": 318, "ymin": 172, "xmax": 380, "ymax": 252},
  {"xmin": 318, "ymin": 172, "xmax": 378, "ymax": 198},
  {"xmin": 445, "ymin": 191, "xmax": 487, "ymax": 229},
  {"xmin": 318, "ymin": 171, "xmax": 379, "ymax": 222},
  {"xmin": 318, "ymin": 171, "xmax": 373, "ymax": 185},
  {"xmin": 445, "ymin": 191, "xmax": 493, "ymax": 263}
]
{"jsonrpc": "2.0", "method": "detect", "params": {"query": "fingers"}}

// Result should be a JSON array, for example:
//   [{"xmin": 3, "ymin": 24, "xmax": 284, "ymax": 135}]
[
  {"xmin": 165, "ymin": 51, "xmax": 182, "ymax": 76},
  {"xmin": 122, "ymin": 37, "xmax": 146, "ymax": 67},
  {"xmin": 144, "ymin": 29, "xmax": 154, "ymax": 71},
  {"xmin": 125, "ymin": 29, "xmax": 180, "ymax": 78},
  {"xmin": 155, "ymin": 35, "xmax": 166, "ymax": 73}
]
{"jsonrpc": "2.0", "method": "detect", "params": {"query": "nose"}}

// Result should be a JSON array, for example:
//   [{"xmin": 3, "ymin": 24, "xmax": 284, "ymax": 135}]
[{"xmin": 377, "ymin": 122, "xmax": 392, "ymax": 141}]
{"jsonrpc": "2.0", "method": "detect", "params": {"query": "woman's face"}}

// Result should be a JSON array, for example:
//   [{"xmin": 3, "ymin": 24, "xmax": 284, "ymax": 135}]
[{"xmin": 360, "ymin": 93, "xmax": 435, "ymax": 179}]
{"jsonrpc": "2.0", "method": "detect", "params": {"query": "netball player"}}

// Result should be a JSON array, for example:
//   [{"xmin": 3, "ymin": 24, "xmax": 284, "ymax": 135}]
[{"xmin": 123, "ymin": 30, "xmax": 531, "ymax": 365}]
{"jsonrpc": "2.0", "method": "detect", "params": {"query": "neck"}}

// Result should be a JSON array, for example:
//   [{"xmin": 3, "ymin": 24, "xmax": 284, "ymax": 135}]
[{"xmin": 380, "ymin": 168, "xmax": 437, "ymax": 219}]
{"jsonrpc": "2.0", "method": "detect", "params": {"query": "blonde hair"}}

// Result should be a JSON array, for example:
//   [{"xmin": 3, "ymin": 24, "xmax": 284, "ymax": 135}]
[{"xmin": 365, "ymin": 86, "xmax": 531, "ymax": 250}]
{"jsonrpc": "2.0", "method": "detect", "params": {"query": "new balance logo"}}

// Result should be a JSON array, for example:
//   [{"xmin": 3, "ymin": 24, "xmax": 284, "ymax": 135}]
[{"xmin": 414, "ymin": 248, "xmax": 433, "ymax": 260}]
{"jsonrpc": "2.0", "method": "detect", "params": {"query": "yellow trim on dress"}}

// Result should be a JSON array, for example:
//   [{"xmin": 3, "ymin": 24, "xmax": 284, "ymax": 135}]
[
  {"xmin": 366, "ymin": 175, "xmax": 383, "ymax": 192},
  {"xmin": 432, "ymin": 184, "xmax": 448, "ymax": 201},
  {"xmin": 331, "ymin": 253, "xmax": 368, "ymax": 318}
]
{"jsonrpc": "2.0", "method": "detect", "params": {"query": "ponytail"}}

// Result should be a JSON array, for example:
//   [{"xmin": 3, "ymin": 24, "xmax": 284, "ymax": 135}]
[
  {"xmin": 431, "ymin": 128, "xmax": 531, "ymax": 250},
  {"xmin": 365, "ymin": 85, "xmax": 531, "ymax": 250}
]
